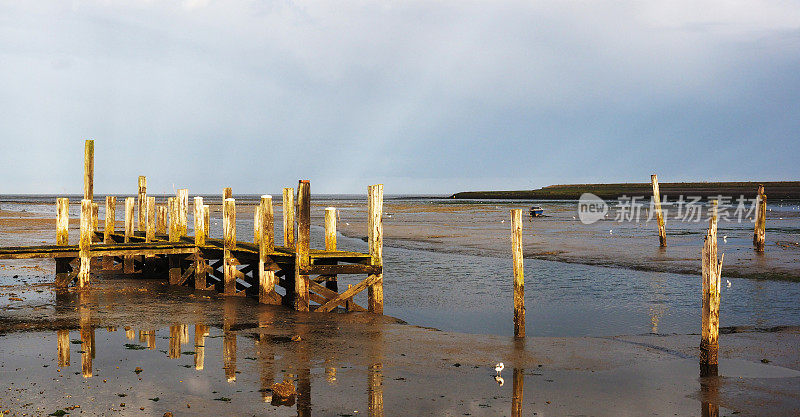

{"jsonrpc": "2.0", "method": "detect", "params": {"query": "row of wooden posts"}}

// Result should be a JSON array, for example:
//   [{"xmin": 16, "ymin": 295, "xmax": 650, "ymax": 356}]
[
  {"xmin": 509, "ymin": 199, "xmax": 725, "ymax": 375},
  {"xmin": 650, "ymin": 174, "xmax": 768, "ymax": 252}
]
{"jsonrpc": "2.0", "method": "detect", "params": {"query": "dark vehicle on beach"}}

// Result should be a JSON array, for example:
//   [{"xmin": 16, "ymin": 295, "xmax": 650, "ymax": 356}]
[{"xmin": 529, "ymin": 205, "xmax": 544, "ymax": 217}]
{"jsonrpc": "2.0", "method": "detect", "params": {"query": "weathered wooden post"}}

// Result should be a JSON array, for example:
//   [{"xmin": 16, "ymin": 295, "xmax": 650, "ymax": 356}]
[
  {"xmin": 145, "ymin": 196, "xmax": 155, "ymax": 243},
  {"xmin": 103, "ymin": 196, "xmax": 116, "ymax": 269},
  {"xmin": 259, "ymin": 195, "xmax": 277, "ymax": 304},
  {"xmin": 368, "ymin": 184, "xmax": 384, "ymax": 314},
  {"xmin": 651, "ymin": 174, "xmax": 667, "ymax": 247},
  {"xmin": 282, "ymin": 187, "xmax": 295, "ymax": 249},
  {"xmin": 295, "ymin": 181, "xmax": 311, "ymax": 311},
  {"xmin": 78, "ymin": 199, "xmax": 92, "ymax": 287},
  {"xmin": 223, "ymin": 198, "xmax": 237, "ymax": 295},
  {"xmin": 511, "ymin": 209, "xmax": 525, "ymax": 338},
  {"xmin": 753, "ymin": 185, "xmax": 766, "ymax": 252},
  {"xmin": 325, "ymin": 207, "xmax": 338, "ymax": 291},
  {"xmin": 222, "ymin": 187, "xmax": 232, "ymax": 231},
  {"xmin": 178, "ymin": 188, "xmax": 189, "ymax": 237},
  {"xmin": 157, "ymin": 205, "xmax": 167, "ymax": 235},
  {"xmin": 124, "ymin": 197, "xmax": 135, "ymax": 273},
  {"xmin": 55, "ymin": 198, "xmax": 71, "ymax": 286},
  {"xmin": 91, "ymin": 203, "xmax": 99, "ymax": 236},
  {"xmin": 701, "ymin": 201, "xmax": 724, "ymax": 376},
  {"xmin": 137, "ymin": 176, "xmax": 147, "ymax": 232},
  {"xmin": 83, "ymin": 140, "xmax": 94, "ymax": 201},
  {"xmin": 203, "ymin": 205, "xmax": 210, "ymax": 237},
  {"xmin": 194, "ymin": 196, "xmax": 208, "ymax": 290},
  {"xmin": 254, "ymin": 204, "xmax": 262, "ymax": 245},
  {"xmin": 168, "ymin": 197, "xmax": 177, "ymax": 242}
]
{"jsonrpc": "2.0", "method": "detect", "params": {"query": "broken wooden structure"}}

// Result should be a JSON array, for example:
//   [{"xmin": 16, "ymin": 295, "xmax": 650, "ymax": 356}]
[{"xmin": 0, "ymin": 140, "xmax": 385, "ymax": 313}]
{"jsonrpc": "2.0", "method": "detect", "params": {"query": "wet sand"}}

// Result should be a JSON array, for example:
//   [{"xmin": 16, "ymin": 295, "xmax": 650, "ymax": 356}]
[{"xmin": 1, "ymin": 279, "xmax": 800, "ymax": 416}]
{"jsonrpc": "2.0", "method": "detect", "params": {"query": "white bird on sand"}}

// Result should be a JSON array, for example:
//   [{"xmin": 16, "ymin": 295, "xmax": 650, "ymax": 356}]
[
  {"xmin": 723, "ymin": 235, "xmax": 727, "ymax": 243},
  {"xmin": 495, "ymin": 362, "xmax": 504, "ymax": 375},
  {"xmin": 609, "ymin": 229, "xmax": 613, "ymax": 235},
  {"xmin": 727, "ymin": 280, "xmax": 732, "ymax": 288},
  {"xmin": 494, "ymin": 375, "xmax": 504, "ymax": 386},
  {"xmin": 501, "ymin": 219, "xmax": 505, "ymax": 223}
]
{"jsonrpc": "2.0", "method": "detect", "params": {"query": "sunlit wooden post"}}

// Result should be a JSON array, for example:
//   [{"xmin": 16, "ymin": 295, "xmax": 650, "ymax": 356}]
[
  {"xmin": 178, "ymin": 188, "xmax": 189, "ymax": 237},
  {"xmin": 753, "ymin": 185, "xmax": 766, "ymax": 252},
  {"xmin": 168, "ymin": 197, "xmax": 177, "ymax": 242},
  {"xmin": 701, "ymin": 201, "xmax": 723, "ymax": 377},
  {"xmin": 325, "ymin": 207, "xmax": 338, "ymax": 292},
  {"xmin": 282, "ymin": 187, "xmax": 295, "ymax": 249},
  {"xmin": 511, "ymin": 209, "xmax": 525, "ymax": 338},
  {"xmin": 145, "ymin": 196, "xmax": 155, "ymax": 243},
  {"xmin": 259, "ymin": 195, "xmax": 277, "ymax": 304},
  {"xmin": 137, "ymin": 176, "xmax": 147, "ymax": 232},
  {"xmin": 295, "ymin": 181, "xmax": 311, "ymax": 311},
  {"xmin": 78, "ymin": 199, "xmax": 92, "ymax": 287},
  {"xmin": 156, "ymin": 204, "xmax": 167, "ymax": 236},
  {"xmin": 83, "ymin": 140, "xmax": 93, "ymax": 201},
  {"xmin": 651, "ymin": 174, "xmax": 667, "ymax": 247},
  {"xmin": 368, "ymin": 184, "xmax": 384, "ymax": 314},
  {"xmin": 103, "ymin": 196, "xmax": 116, "ymax": 269},
  {"xmin": 91, "ymin": 203, "xmax": 99, "ymax": 236},
  {"xmin": 203, "ymin": 205, "xmax": 210, "ymax": 237},
  {"xmin": 223, "ymin": 198, "xmax": 237, "ymax": 295},
  {"xmin": 194, "ymin": 196, "xmax": 208, "ymax": 290},
  {"xmin": 55, "ymin": 198, "xmax": 71, "ymax": 286},
  {"xmin": 124, "ymin": 197, "xmax": 135, "ymax": 273}
]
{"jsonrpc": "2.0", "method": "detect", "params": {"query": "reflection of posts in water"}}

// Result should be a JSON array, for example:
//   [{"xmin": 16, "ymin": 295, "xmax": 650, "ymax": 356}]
[
  {"xmin": 57, "ymin": 330, "xmax": 70, "ymax": 367},
  {"xmin": 195, "ymin": 324, "xmax": 207, "ymax": 370},
  {"xmin": 700, "ymin": 374, "xmax": 720, "ymax": 417},
  {"xmin": 223, "ymin": 300, "xmax": 237, "ymax": 382},
  {"xmin": 257, "ymin": 311, "xmax": 275, "ymax": 401},
  {"xmin": 125, "ymin": 326, "xmax": 135, "ymax": 340},
  {"xmin": 367, "ymin": 326, "xmax": 384, "ymax": 417},
  {"xmin": 295, "ymin": 323, "xmax": 311, "ymax": 417},
  {"xmin": 78, "ymin": 292, "xmax": 94, "ymax": 378},
  {"xmin": 169, "ymin": 325, "xmax": 182, "ymax": 359},
  {"xmin": 511, "ymin": 368, "xmax": 524, "ymax": 417},
  {"xmin": 180, "ymin": 324, "xmax": 189, "ymax": 346},
  {"xmin": 139, "ymin": 330, "xmax": 156, "ymax": 350}
]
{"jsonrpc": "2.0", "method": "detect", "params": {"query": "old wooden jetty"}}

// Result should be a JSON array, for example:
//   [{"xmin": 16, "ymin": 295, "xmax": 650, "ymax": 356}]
[{"xmin": 0, "ymin": 140, "xmax": 385, "ymax": 313}]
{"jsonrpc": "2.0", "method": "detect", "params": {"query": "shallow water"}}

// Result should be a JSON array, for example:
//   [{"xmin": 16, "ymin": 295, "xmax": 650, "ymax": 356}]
[{"xmin": 2, "ymin": 195, "xmax": 800, "ymax": 338}]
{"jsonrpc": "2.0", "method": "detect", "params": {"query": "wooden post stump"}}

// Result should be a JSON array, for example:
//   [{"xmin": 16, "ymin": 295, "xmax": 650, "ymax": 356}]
[
  {"xmin": 511, "ymin": 209, "xmax": 525, "ymax": 338},
  {"xmin": 194, "ymin": 196, "xmax": 210, "ymax": 290},
  {"xmin": 178, "ymin": 188, "xmax": 189, "ymax": 237},
  {"xmin": 83, "ymin": 140, "xmax": 93, "ymax": 201},
  {"xmin": 145, "ymin": 196, "xmax": 155, "ymax": 243},
  {"xmin": 295, "ymin": 181, "xmax": 311, "ymax": 311},
  {"xmin": 651, "ymin": 174, "xmax": 667, "ymax": 247},
  {"xmin": 259, "ymin": 195, "xmax": 278, "ymax": 304},
  {"xmin": 223, "ymin": 198, "xmax": 238, "ymax": 295},
  {"xmin": 203, "ymin": 205, "xmax": 210, "ymax": 237},
  {"xmin": 753, "ymin": 185, "xmax": 766, "ymax": 252},
  {"xmin": 701, "ymin": 202, "xmax": 724, "ymax": 376},
  {"xmin": 368, "ymin": 184, "xmax": 384, "ymax": 314},
  {"xmin": 55, "ymin": 198, "xmax": 71, "ymax": 286},
  {"xmin": 282, "ymin": 187, "xmax": 295, "ymax": 249},
  {"xmin": 78, "ymin": 199, "xmax": 92, "ymax": 287},
  {"xmin": 156, "ymin": 204, "xmax": 167, "ymax": 236}
]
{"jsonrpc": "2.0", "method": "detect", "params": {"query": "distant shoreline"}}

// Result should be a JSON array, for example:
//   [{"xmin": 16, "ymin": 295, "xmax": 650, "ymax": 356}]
[{"xmin": 449, "ymin": 181, "xmax": 800, "ymax": 200}]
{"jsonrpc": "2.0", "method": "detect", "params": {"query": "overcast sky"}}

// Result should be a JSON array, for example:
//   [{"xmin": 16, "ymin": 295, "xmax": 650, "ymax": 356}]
[{"xmin": 1, "ymin": 1, "xmax": 798, "ymax": 195}]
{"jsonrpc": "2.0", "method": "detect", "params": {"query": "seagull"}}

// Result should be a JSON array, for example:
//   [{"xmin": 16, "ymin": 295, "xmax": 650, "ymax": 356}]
[
  {"xmin": 609, "ymin": 229, "xmax": 613, "ymax": 235},
  {"xmin": 723, "ymin": 235, "xmax": 727, "ymax": 243},
  {"xmin": 495, "ymin": 362, "xmax": 504, "ymax": 375},
  {"xmin": 501, "ymin": 219, "xmax": 505, "ymax": 223},
  {"xmin": 494, "ymin": 375, "xmax": 504, "ymax": 386},
  {"xmin": 727, "ymin": 280, "xmax": 731, "ymax": 288}
]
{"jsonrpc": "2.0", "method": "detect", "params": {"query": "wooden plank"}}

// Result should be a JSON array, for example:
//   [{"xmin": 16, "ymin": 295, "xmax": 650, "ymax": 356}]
[
  {"xmin": 307, "ymin": 280, "xmax": 366, "ymax": 311},
  {"xmin": 511, "ymin": 209, "xmax": 525, "ymax": 338},
  {"xmin": 307, "ymin": 264, "xmax": 379, "ymax": 275},
  {"xmin": 367, "ymin": 184, "xmax": 384, "ymax": 314},
  {"xmin": 295, "ymin": 180, "xmax": 310, "ymax": 311},
  {"xmin": 316, "ymin": 274, "xmax": 381, "ymax": 313}
]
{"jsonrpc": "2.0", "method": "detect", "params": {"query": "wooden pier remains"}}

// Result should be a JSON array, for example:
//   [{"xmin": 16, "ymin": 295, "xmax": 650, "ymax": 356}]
[
  {"xmin": 753, "ymin": 184, "xmax": 767, "ymax": 252},
  {"xmin": 651, "ymin": 174, "xmax": 667, "ymax": 247},
  {"xmin": 0, "ymin": 140, "xmax": 385, "ymax": 314},
  {"xmin": 700, "ymin": 201, "xmax": 724, "ymax": 376}
]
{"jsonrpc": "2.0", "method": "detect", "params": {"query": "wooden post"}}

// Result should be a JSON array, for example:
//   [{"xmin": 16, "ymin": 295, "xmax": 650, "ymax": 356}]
[
  {"xmin": 282, "ymin": 187, "xmax": 295, "ymax": 249},
  {"xmin": 222, "ymin": 187, "xmax": 232, "ymax": 230},
  {"xmin": 295, "ymin": 181, "xmax": 311, "ymax": 311},
  {"xmin": 325, "ymin": 207, "xmax": 338, "ymax": 292},
  {"xmin": 753, "ymin": 185, "xmax": 766, "ymax": 252},
  {"xmin": 203, "ymin": 205, "xmax": 210, "ymax": 237},
  {"xmin": 651, "ymin": 174, "xmax": 667, "ymax": 247},
  {"xmin": 259, "ymin": 195, "xmax": 278, "ymax": 304},
  {"xmin": 194, "ymin": 196, "xmax": 208, "ymax": 290},
  {"xmin": 368, "ymin": 184, "xmax": 384, "ymax": 314},
  {"xmin": 168, "ymin": 197, "xmax": 177, "ymax": 242},
  {"xmin": 223, "ymin": 198, "xmax": 237, "ymax": 295},
  {"xmin": 511, "ymin": 209, "xmax": 525, "ymax": 338},
  {"xmin": 83, "ymin": 140, "xmax": 94, "ymax": 201},
  {"xmin": 157, "ymin": 205, "xmax": 167, "ymax": 235},
  {"xmin": 701, "ymin": 201, "xmax": 724, "ymax": 376},
  {"xmin": 78, "ymin": 199, "xmax": 92, "ymax": 287},
  {"xmin": 56, "ymin": 198, "xmax": 71, "ymax": 286},
  {"xmin": 194, "ymin": 323, "xmax": 207, "ymax": 370},
  {"xmin": 137, "ymin": 176, "xmax": 147, "ymax": 232},
  {"xmin": 124, "ymin": 197, "xmax": 135, "ymax": 273},
  {"xmin": 145, "ymin": 196, "xmax": 155, "ymax": 242},
  {"xmin": 103, "ymin": 196, "xmax": 116, "ymax": 269},
  {"xmin": 91, "ymin": 203, "xmax": 99, "ymax": 235},
  {"xmin": 56, "ymin": 198, "xmax": 70, "ymax": 246},
  {"xmin": 178, "ymin": 188, "xmax": 189, "ymax": 237}
]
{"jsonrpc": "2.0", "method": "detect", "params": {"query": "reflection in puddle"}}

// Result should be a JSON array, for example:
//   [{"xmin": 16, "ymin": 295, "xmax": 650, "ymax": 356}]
[
  {"xmin": 700, "ymin": 373, "xmax": 720, "ymax": 417},
  {"xmin": 512, "ymin": 368, "xmax": 524, "ymax": 417}
]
